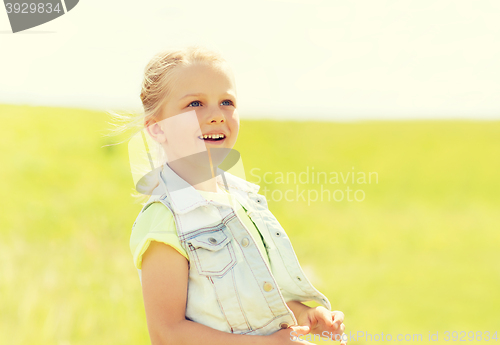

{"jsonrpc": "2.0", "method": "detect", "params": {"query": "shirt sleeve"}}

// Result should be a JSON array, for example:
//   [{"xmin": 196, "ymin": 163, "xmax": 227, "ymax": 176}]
[{"xmin": 130, "ymin": 202, "xmax": 189, "ymax": 270}]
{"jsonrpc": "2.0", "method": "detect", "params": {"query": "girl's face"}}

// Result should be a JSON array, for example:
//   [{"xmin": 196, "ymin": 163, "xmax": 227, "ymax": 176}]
[{"xmin": 154, "ymin": 62, "xmax": 240, "ymax": 163}]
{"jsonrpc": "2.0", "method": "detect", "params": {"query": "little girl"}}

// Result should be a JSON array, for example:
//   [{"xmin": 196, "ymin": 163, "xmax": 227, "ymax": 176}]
[{"xmin": 126, "ymin": 46, "xmax": 346, "ymax": 345}]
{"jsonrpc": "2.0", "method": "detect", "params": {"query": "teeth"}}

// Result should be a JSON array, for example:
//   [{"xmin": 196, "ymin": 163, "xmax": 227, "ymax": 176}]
[{"xmin": 200, "ymin": 134, "xmax": 225, "ymax": 140}]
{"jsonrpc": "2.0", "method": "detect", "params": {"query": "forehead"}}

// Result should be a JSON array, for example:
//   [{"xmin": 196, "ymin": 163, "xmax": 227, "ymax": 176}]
[{"xmin": 171, "ymin": 62, "xmax": 236, "ymax": 96}]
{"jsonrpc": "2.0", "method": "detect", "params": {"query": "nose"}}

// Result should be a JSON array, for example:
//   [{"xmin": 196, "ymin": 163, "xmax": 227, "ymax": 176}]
[{"xmin": 207, "ymin": 108, "xmax": 225, "ymax": 124}]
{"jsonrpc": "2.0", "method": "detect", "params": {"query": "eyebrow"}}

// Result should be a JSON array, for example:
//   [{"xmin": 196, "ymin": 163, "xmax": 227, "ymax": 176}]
[{"xmin": 179, "ymin": 92, "xmax": 236, "ymax": 101}]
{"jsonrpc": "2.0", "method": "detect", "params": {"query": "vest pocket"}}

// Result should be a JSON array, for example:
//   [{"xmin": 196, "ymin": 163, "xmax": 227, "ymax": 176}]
[{"xmin": 187, "ymin": 230, "xmax": 236, "ymax": 277}]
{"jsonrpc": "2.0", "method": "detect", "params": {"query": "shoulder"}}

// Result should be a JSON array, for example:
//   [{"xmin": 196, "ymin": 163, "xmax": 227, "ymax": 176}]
[
  {"xmin": 137, "ymin": 201, "xmax": 174, "ymax": 224},
  {"xmin": 130, "ymin": 201, "xmax": 186, "ymax": 267},
  {"xmin": 141, "ymin": 201, "xmax": 174, "ymax": 220},
  {"xmin": 221, "ymin": 170, "xmax": 260, "ymax": 194},
  {"xmin": 131, "ymin": 202, "xmax": 176, "ymax": 243}
]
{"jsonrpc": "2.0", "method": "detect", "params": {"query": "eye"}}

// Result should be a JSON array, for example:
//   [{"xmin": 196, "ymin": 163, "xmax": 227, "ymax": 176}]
[
  {"xmin": 188, "ymin": 100, "xmax": 202, "ymax": 107},
  {"xmin": 221, "ymin": 100, "xmax": 234, "ymax": 106}
]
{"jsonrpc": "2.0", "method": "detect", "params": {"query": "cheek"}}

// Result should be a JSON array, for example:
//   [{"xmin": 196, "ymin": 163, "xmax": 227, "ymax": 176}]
[
  {"xmin": 228, "ymin": 112, "xmax": 240, "ymax": 132},
  {"xmin": 229, "ymin": 121, "xmax": 239, "ymax": 142},
  {"xmin": 232, "ymin": 119, "xmax": 240, "ymax": 133}
]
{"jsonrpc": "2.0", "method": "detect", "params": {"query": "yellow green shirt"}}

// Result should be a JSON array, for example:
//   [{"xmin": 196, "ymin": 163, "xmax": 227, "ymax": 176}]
[{"xmin": 130, "ymin": 185, "xmax": 270, "ymax": 270}]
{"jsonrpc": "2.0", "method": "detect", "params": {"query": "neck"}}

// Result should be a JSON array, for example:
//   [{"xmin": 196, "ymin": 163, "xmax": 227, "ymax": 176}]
[
  {"xmin": 167, "ymin": 156, "xmax": 219, "ymax": 193},
  {"xmin": 192, "ymin": 178, "xmax": 219, "ymax": 193}
]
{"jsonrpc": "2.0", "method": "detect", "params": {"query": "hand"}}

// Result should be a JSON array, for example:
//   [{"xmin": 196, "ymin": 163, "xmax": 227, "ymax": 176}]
[
  {"xmin": 298, "ymin": 307, "xmax": 346, "ymax": 344},
  {"xmin": 268, "ymin": 325, "xmax": 317, "ymax": 344}
]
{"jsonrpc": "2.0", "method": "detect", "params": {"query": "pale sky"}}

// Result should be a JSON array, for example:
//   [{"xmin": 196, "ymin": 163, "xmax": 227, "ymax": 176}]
[{"xmin": 1, "ymin": 0, "xmax": 499, "ymax": 120}]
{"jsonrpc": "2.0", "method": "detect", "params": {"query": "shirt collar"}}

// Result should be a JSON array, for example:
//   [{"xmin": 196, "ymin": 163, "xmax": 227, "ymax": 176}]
[{"xmin": 158, "ymin": 162, "xmax": 260, "ymax": 214}]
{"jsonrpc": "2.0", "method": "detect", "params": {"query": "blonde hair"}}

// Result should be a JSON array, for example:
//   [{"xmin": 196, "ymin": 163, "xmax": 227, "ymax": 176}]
[{"xmin": 103, "ymin": 45, "xmax": 232, "ymax": 204}]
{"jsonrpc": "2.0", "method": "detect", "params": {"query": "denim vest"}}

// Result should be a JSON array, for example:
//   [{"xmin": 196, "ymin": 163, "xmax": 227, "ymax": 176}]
[{"xmin": 132, "ymin": 163, "xmax": 331, "ymax": 335}]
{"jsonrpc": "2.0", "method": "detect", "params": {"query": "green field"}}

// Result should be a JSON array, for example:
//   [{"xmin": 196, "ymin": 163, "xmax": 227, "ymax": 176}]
[{"xmin": 1, "ymin": 104, "xmax": 499, "ymax": 345}]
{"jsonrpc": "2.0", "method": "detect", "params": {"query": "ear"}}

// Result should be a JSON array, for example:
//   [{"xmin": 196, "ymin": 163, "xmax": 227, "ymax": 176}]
[{"xmin": 145, "ymin": 120, "xmax": 168, "ymax": 144}]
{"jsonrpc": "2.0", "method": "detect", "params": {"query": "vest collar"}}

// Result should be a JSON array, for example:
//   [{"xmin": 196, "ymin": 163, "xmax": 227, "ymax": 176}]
[{"xmin": 158, "ymin": 163, "xmax": 260, "ymax": 214}]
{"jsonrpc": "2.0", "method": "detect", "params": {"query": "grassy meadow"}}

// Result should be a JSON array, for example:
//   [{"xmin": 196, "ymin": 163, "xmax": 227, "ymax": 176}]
[{"xmin": 0, "ymin": 103, "xmax": 499, "ymax": 344}]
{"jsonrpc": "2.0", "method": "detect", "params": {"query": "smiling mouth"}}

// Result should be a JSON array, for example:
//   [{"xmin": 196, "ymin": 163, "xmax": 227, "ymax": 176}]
[{"xmin": 197, "ymin": 134, "xmax": 226, "ymax": 142}]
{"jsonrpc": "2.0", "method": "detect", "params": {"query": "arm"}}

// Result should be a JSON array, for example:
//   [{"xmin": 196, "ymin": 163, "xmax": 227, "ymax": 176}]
[
  {"xmin": 286, "ymin": 301, "xmax": 312, "ymax": 326},
  {"xmin": 141, "ymin": 241, "xmax": 313, "ymax": 345}
]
